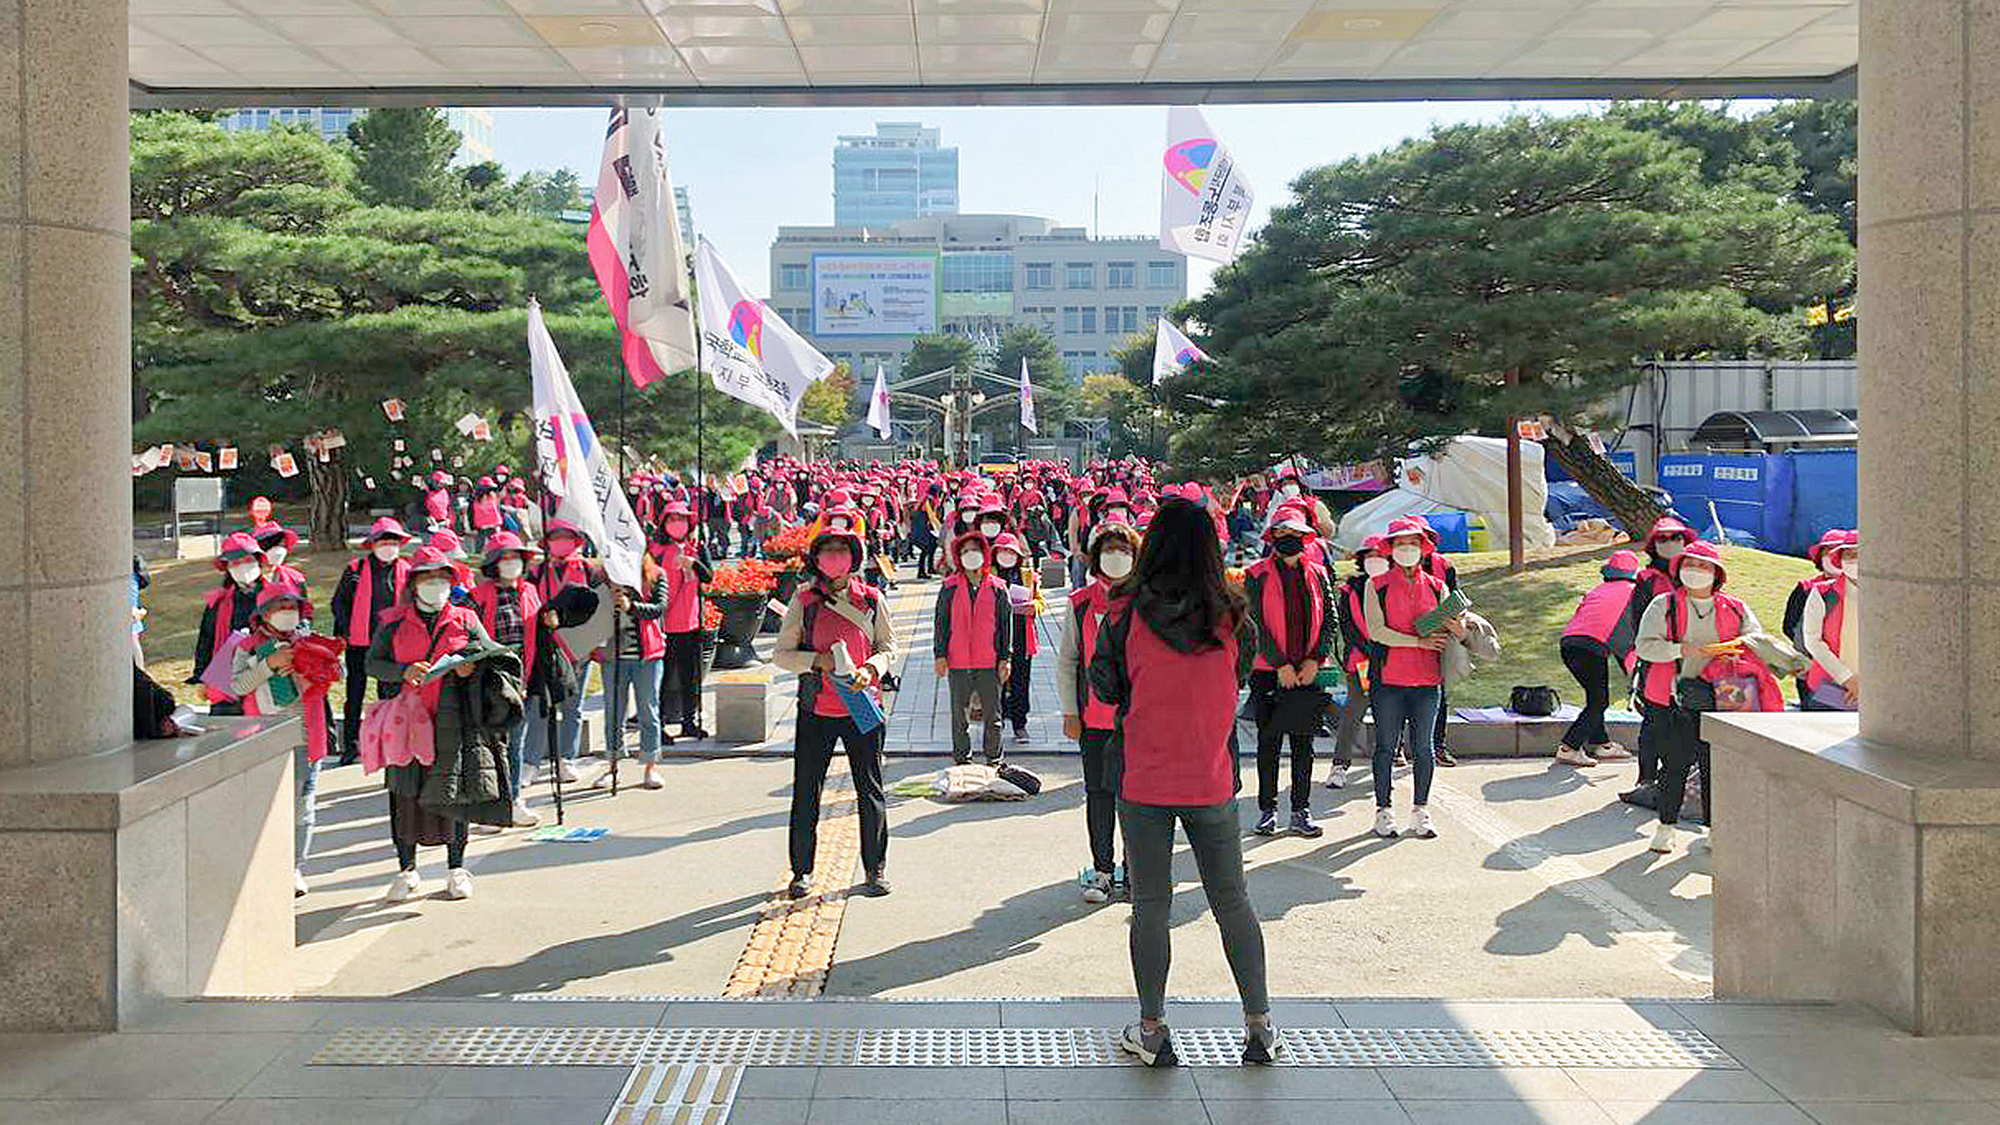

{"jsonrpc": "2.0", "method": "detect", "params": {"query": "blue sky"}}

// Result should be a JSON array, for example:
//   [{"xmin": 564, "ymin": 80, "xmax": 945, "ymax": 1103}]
[{"xmin": 492, "ymin": 100, "xmax": 1614, "ymax": 299}]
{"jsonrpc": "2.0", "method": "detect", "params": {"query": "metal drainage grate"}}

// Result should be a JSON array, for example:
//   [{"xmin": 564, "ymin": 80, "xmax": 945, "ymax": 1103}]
[
  {"xmin": 602, "ymin": 1063, "xmax": 741, "ymax": 1125},
  {"xmin": 311, "ymin": 1026, "xmax": 1739, "ymax": 1070}
]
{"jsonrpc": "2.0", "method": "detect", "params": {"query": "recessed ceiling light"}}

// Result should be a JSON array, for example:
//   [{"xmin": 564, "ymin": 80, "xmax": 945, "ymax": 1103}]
[{"xmin": 1343, "ymin": 18, "xmax": 1384, "ymax": 31}]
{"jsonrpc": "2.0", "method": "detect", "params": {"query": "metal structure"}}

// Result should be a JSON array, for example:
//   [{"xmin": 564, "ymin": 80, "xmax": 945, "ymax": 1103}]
[{"xmin": 881, "ymin": 365, "xmax": 1058, "ymax": 468}]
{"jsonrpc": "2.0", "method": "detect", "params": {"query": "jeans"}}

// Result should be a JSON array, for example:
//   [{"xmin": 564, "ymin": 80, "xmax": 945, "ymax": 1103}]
[
  {"xmin": 1079, "ymin": 727, "xmax": 1118, "ymax": 874},
  {"xmin": 294, "ymin": 747, "xmax": 321, "ymax": 866},
  {"xmin": 1003, "ymin": 653, "xmax": 1033, "ymax": 729},
  {"xmin": 1560, "ymin": 639, "xmax": 1612, "ymax": 749},
  {"xmin": 505, "ymin": 709, "xmax": 539, "ymax": 800},
  {"xmin": 791, "ymin": 712, "xmax": 888, "ymax": 876},
  {"xmin": 1118, "ymin": 798, "xmax": 1270, "ymax": 1022},
  {"xmin": 947, "ymin": 667, "xmax": 1004, "ymax": 765},
  {"xmin": 528, "ymin": 689, "xmax": 583, "ymax": 768},
  {"xmin": 1333, "ymin": 669, "xmax": 1370, "ymax": 766},
  {"xmin": 603, "ymin": 657, "xmax": 664, "ymax": 765},
  {"xmin": 1371, "ymin": 683, "xmax": 1441, "ymax": 809}
]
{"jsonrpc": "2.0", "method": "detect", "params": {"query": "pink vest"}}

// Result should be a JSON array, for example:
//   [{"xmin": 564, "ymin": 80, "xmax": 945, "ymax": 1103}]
[
  {"xmin": 1247, "ymin": 557, "xmax": 1326, "ymax": 671},
  {"xmin": 1343, "ymin": 582, "xmax": 1372, "ymax": 674},
  {"xmin": 946, "ymin": 572, "xmax": 1002, "ymax": 669},
  {"xmin": 803, "ymin": 584, "xmax": 880, "ymax": 718},
  {"xmin": 1117, "ymin": 610, "xmax": 1240, "ymax": 807},
  {"xmin": 652, "ymin": 541, "xmax": 703, "ymax": 633},
  {"xmin": 1564, "ymin": 580, "xmax": 1637, "ymax": 644},
  {"xmin": 1373, "ymin": 568, "xmax": 1446, "ymax": 687},
  {"xmin": 470, "ymin": 495, "xmax": 501, "ymax": 530},
  {"xmin": 387, "ymin": 603, "xmax": 477, "ymax": 712},
  {"xmin": 1641, "ymin": 591, "xmax": 1748, "ymax": 707},
  {"xmin": 469, "ymin": 580, "xmax": 541, "ymax": 682},
  {"xmin": 343, "ymin": 556, "xmax": 411, "ymax": 645},
  {"xmin": 1069, "ymin": 581, "xmax": 1117, "ymax": 730},
  {"xmin": 1803, "ymin": 577, "xmax": 1850, "ymax": 692}
]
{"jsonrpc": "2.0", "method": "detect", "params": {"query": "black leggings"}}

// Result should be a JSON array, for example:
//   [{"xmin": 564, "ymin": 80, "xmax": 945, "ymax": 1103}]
[
  {"xmin": 1080, "ymin": 727, "xmax": 1118, "ymax": 874},
  {"xmin": 1004, "ymin": 653, "xmax": 1033, "ymax": 727},
  {"xmin": 1654, "ymin": 705, "xmax": 1710, "ymax": 826},
  {"xmin": 662, "ymin": 630, "xmax": 705, "ymax": 728},
  {"xmin": 1560, "ymin": 639, "xmax": 1611, "ymax": 748},
  {"xmin": 391, "ymin": 798, "xmax": 468, "ymax": 872}
]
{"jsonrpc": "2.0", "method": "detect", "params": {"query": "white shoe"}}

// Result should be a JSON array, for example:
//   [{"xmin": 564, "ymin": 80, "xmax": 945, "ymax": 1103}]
[
  {"xmin": 641, "ymin": 765, "xmax": 664, "ymax": 790},
  {"xmin": 1374, "ymin": 808, "xmax": 1399, "ymax": 838},
  {"xmin": 1555, "ymin": 744, "xmax": 1599, "ymax": 768},
  {"xmin": 511, "ymin": 800, "xmax": 540, "ymax": 828},
  {"xmin": 1591, "ymin": 741, "xmax": 1634, "ymax": 761},
  {"xmin": 1407, "ymin": 806, "xmax": 1437, "ymax": 839},
  {"xmin": 555, "ymin": 759, "xmax": 582, "ymax": 784},
  {"xmin": 1326, "ymin": 767, "xmax": 1347, "ymax": 789},
  {"xmin": 384, "ymin": 870, "xmax": 421, "ymax": 903},
  {"xmin": 293, "ymin": 868, "xmax": 308, "ymax": 898},
  {"xmin": 1649, "ymin": 823, "xmax": 1677, "ymax": 854},
  {"xmin": 519, "ymin": 763, "xmax": 541, "ymax": 789},
  {"xmin": 469, "ymin": 821, "xmax": 504, "ymax": 836},
  {"xmin": 444, "ymin": 868, "xmax": 473, "ymax": 900}
]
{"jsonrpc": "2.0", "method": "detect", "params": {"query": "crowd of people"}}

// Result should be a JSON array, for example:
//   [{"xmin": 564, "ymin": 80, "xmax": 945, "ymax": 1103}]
[{"xmin": 167, "ymin": 450, "xmax": 1858, "ymax": 1069}]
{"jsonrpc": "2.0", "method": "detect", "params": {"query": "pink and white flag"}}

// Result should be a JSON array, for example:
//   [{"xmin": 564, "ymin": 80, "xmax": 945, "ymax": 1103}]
[
  {"xmin": 1019, "ymin": 357, "xmax": 1038, "ymax": 435},
  {"xmin": 867, "ymin": 363, "xmax": 892, "ymax": 439},
  {"xmin": 588, "ymin": 107, "xmax": 697, "ymax": 389}
]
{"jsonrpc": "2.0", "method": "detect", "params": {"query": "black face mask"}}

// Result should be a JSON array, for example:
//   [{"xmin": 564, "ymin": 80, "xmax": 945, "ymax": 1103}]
[{"xmin": 1274, "ymin": 537, "xmax": 1305, "ymax": 558}]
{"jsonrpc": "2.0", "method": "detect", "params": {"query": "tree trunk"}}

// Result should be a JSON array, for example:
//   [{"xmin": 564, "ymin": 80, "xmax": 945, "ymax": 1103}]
[
  {"xmin": 305, "ymin": 448, "xmax": 349, "ymax": 552},
  {"xmin": 1543, "ymin": 430, "xmax": 1666, "ymax": 538}
]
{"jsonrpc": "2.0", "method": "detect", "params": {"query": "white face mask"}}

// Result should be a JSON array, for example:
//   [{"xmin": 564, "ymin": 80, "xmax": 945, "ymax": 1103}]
[
  {"xmin": 229, "ymin": 561, "xmax": 262, "ymax": 586},
  {"xmin": 830, "ymin": 517, "xmax": 851, "ymax": 531},
  {"xmin": 1364, "ymin": 556, "xmax": 1390, "ymax": 578},
  {"xmin": 496, "ymin": 558, "xmax": 524, "ymax": 581},
  {"xmin": 995, "ymin": 550, "xmax": 1020, "ymax": 570},
  {"xmin": 1098, "ymin": 551, "xmax": 1133, "ymax": 580},
  {"xmin": 1104, "ymin": 508, "xmax": 1130, "ymax": 525},
  {"xmin": 1391, "ymin": 544, "xmax": 1422, "ymax": 569},
  {"xmin": 266, "ymin": 610, "xmax": 299, "ymax": 634},
  {"xmin": 1680, "ymin": 567, "xmax": 1715, "ymax": 592},
  {"xmin": 264, "ymin": 546, "xmax": 287, "ymax": 567},
  {"xmin": 1281, "ymin": 483, "xmax": 1301, "ymax": 498},
  {"xmin": 960, "ymin": 550, "xmax": 985, "ymax": 571},
  {"xmin": 414, "ymin": 580, "xmax": 451, "ymax": 610},
  {"xmin": 1657, "ymin": 540, "xmax": 1686, "ymax": 562},
  {"xmin": 373, "ymin": 543, "xmax": 401, "ymax": 563},
  {"xmin": 980, "ymin": 520, "xmax": 1002, "ymax": 538},
  {"xmin": 1840, "ymin": 556, "xmax": 1859, "ymax": 579}
]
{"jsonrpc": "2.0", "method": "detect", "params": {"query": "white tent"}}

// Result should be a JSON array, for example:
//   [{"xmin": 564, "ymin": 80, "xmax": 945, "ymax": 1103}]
[{"xmin": 1332, "ymin": 437, "xmax": 1556, "ymax": 554}]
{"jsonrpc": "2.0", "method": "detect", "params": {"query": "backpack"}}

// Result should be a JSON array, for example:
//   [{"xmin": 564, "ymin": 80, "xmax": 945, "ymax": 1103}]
[
  {"xmin": 1781, "ymin": 580, "xmax": 1813, "ymax": 653},
  {"xmin": 996, "ymin": 763, "xmax": 1043, "ymax": 796},
  {"xmin": 1509, "ymin": 685, "xmax": 1561, "ymax": 717}
]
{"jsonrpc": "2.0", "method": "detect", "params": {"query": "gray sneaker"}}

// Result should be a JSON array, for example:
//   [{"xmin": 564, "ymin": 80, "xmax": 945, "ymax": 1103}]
[
  {"xmin": 1243, "ymin": 1022, "xmax": 1282, "ymax": 1065},
  {"xmin": 1120, "ymin": 1023, "xmax": 1176, "ymax": 1067}
]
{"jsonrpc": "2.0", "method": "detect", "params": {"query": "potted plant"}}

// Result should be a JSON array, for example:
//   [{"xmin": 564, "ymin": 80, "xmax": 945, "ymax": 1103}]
[
  {"xmin": 698, "ymin": 599, "xmax": 722, "ymax": 678},
  {"xmin": 759, "ymin": 523, "xmax": 813, "ymax": 629},
  {"xmin": 705, "ymin": 559, "xmax": 780, "ymax": 668}
]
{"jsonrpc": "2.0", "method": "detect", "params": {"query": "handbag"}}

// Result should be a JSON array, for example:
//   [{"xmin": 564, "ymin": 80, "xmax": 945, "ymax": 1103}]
[
  {"xmin": 1509, "ymin": 685, "xmax": 1561, "ymax": 717},
  {"xmin": 1674, "ymin": 677, "xmax": 1718, "ymax": 713}
]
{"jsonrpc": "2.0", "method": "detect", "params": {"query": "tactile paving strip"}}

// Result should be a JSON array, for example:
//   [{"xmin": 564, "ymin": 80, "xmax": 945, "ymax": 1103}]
[
  {"xmin": 311, "ymin": 1025, "xmax": 1740, "ymax": 1070},
  {"xmin": 602, "ymin": 1063, "xmax": 741, "ymax": 1125}
]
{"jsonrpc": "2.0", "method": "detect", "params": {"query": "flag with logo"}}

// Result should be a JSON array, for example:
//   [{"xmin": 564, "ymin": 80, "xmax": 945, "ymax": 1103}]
[
  {"xmin": 1019, "ymin": 357, "xmax": 1038, "ymax": 435},
  {"xmin": 528, "ymin": 300, "xmax": 645, "ymax": 590},
  {"xmin": 588, "ymin": 107, "xmax": 697, "ymax": 388},
  {"xmin": 867, "ymin": 363, "xmax": 892, "ymax": 439},
  {"xmin": 1152, "ymin": 317, "xmax": 1209, "ymax": 384},
  {"xmin": 1160, "ymin": 106, "xmax": 1255, "ymax": 263},
  {"xmin": 694, "ymin": 236, "xmax": 833, "ymax": 436}
]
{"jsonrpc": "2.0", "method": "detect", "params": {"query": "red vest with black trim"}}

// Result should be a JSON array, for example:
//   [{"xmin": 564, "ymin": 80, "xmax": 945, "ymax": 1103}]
[
  {"xmin": 342, "ymin": 556, "xmax": 411, "ymax": 645},
  {"xmin": 1641, "ymin": 591, "xmax": 1748, "ymax": 707},
  {"xmin": 386, "ymin": 602, "xmax": 478, "ymax": 712},
  {"xmin": 650, "ymin": 541, "xmax": 704, "ymax": 634},
  {"xmin": 1372, "ymin": 567, "xmax": 1446, "ymax": 687},
  {"xmin": 1802, "ymin": 577, "xmax": 1851, "ymax": 692},
  {"xmin": 1069, "ymin": 580, "xmax": 1118, "ymax": 730},
  {"xmin": 469, "ymin": 580, "xmax": 541, "ymax": 683},
  {"xmin": 1245, "ymin": 556, "xmax": 1327, "ymax": 672},
  {"xmin": 944, "ymin": 571, "xmax": 1004, "ymax": 669}
]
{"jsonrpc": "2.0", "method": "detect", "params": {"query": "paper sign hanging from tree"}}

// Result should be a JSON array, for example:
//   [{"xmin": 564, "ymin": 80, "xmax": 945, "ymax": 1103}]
[
  {"xmin": 472, "ymin": 420, "xmax": 492, "ymax": 442},
  {"xmin": 195, "ymin": 451, "xmax": 213, "ymax": 472},
  {"xmin": 218, "ymin": 446, "xmax": 238, "ymax": 470},
  {"xmin": 273, "ymin": 453, "xmax": 299, "ymax": 478},
  {"xmin": 430, "ymin": 449, "xmax": 443, "ymax": 463},
  {"xmin": 454, "ymin": 412, "xmax": 482, "ymax": 436},
  {"xmin": 381, "ymin": 398, "xmax": 405, "ymax": 422}
]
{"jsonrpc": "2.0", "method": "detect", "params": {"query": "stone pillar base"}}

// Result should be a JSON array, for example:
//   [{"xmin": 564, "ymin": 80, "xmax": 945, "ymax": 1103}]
[
  {"xmin": 1708, "ymin": 712, "xmax": 2000, "ymax": 1035},
  {"xmin": 715, "ymin": 673, "xmax": 783, "ymax": 743},
  {"xmin": 0, "ymin": 718, "xmax": 298, "ymax": 1030}
]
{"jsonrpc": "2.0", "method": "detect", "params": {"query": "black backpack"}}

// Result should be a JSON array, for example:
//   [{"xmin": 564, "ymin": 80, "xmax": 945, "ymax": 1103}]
[{"xmin": 1510, "ymin": 685, "xmax": 1561, "ymax": 717}]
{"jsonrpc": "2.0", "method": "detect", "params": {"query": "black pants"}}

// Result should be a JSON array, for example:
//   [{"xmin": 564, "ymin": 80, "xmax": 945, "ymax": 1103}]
[
  {"xmin": 790, "ymin": 712, "xmax": 888, "ymax": 877},
  {"xmin": 1249, "ymin": 670, "xmax": 1314, "ymax": 813},
  {"xmin": 1433, "ymin": 685, "xmax": 1450, "ymax": 749},
  {"xmin": 1653, "ymin": 704, "xmax": 1710, "ymax": 826},
  {"xmin": 1635, "ymin": 698, "xmax": 1670, "ymax": 784},
  {"xmin": 913, "ymin": 540, "xmax": 935, "ymax": 578},
  {"xmin": 1560, "ymin": 639, "xmax": 1612, "ymax": 749},
  {"xmin": 341, "ymin": 644, "xmax": 373, "ymax": 756},
  {"xmin": 1003, "ymin": 652, "xmax": 1033, "ymax": 728},
  {"xmin": 1080, "ymin": 726, "xmax": 1118, "ymax": 874},
  {"xmin": 391, "ymin": 796, "xmax": 468, "ymax": 871},
  {"xmin": 662, "ymin": 630, "xmax": 705, "ymax": 728}
]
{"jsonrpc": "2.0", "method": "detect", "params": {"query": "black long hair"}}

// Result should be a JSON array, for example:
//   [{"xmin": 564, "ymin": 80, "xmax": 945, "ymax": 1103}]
[{"xmin": 1128, "ymin": 498, "xmax": 1243, "ymax": 652}]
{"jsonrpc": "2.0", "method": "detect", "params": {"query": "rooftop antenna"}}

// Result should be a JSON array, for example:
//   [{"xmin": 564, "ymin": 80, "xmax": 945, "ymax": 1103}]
[{"xmin": 1093, "ymin": 173, "xmax": 1100, "ymax": 239}]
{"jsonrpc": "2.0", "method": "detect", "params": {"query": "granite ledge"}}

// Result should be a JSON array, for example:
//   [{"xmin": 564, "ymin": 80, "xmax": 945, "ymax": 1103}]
[
  {"xmin": 1705, "ymin": 712, "xmax": 2000, "ymax": 826},
  {"xmin": 0, "ymin": 716, "xmax": 300, "ymax": 831}
]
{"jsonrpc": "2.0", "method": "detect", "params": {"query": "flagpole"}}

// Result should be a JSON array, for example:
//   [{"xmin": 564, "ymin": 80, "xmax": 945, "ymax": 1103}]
[{"xmin": 609, "ymin": 360, "xmax": 627, "ymax": 797}]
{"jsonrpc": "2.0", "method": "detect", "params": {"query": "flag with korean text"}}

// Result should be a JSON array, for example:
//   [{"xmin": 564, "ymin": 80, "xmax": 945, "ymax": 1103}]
[
  {"xmin": 694, "ymin": 236, "xmax": 833, "ymax": 437},
  {"xmin": 528, "ymin": 300, "xmax": 644, "ymax": 590},
  {"xmin": 588, "ymin": 107, "xmax": 697, "ymax": 388},
  {"xmin": 1160, "ymin": 106, "xmax": 1255, "ymax": 263}
]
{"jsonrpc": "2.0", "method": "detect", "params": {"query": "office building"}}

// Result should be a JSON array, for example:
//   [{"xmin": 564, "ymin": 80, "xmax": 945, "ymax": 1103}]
[
  {"xmin": 832, "ymin": 122, "xmax": 959, "ymax": 227},
  {"xmin": 769, "ymin": 213, "xmax": 1187, "ymax": 380},
  {"xmin": 216, "ymin": 107, "xmax": 496, "ymax": 164}
]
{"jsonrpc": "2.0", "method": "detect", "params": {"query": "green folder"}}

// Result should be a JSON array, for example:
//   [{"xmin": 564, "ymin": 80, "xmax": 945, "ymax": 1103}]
[{"xmin": 1414, "ymin": 589, "xmax": 1473, "ymax": 636}]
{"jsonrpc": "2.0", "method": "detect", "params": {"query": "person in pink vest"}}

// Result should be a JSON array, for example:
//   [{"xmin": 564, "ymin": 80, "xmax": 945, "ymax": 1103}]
[
  {"xmin": 468, "ymin": 476, "xmax": 503, "ymax": 552},
  {"xmin": 529, "ymin": 518, "xmax": 600, "ymax": 784},
  {"xmin": 1801, "ymin": 532, "xmax": 1861, "ymax": 711},
  {"xmin": 422, "ymin": 471, "xmax": 455, "ymax": 532},
  {"xmin": 469, "ymin": 530, "xmax": 546, "ymax": 827},
  {"xmin": 252, "ymin": 521, "xmax": 309, "ymax": 607},
  {"xmin": 1620, "ymin": 514, "xmax": 1700, "ymax": 808},
  {"xmin": 1329, "ymin": 535, "xmax": 1389, "ymax": 789},
  {"xmin": 991, "ymin": 531, "xmax": 1044, "ymax": 744},
  {"xmin": 364, "ymin": 546, "xmax": 495, "ymax": 902},
  {"xmin": 191, "ymin": 531, "xmax": 267, "ymax": 717},
  {"xmin": 331, "ymin": 517, "xmax": 414, "ymax": 763},
  {"xmin": 1557, "ymin": 550, "xmax": 1646, "ymax": 768},
  {"xmin": 1786, "ymin": 528, "xmax": 1852, "ymax": 707},
  {"xmin": 1362, "ymin": 517, "xmax": 1459, "ymax": 840},
  {"xmin": 1056, "ymin": 521, "xmax": 1140, "ymax": 904},
  {"xmin": 1633, "ymin": 540, "xmax": 1774, "ymax": 854},
  {"xmin": 1086, "ymin": 498, "xmax": 1277, "ymax": 1068},
  {"xmin": 932, "ymin": 528, "xmax": 1014, "ymax": 767},
  {"xmin": 648, "ymin": 501, "xmax": 715, "ymax": 741},
  {"xmin": 1242, "ymin": 510, "xmax": 1336, "ymax": 838},
  {"xmin": 1405, "ymin": 514, "xmax": 1462, "ymax": 768},
  {"xmin": 598, "ymin": 549, "xmax": 671, "ymax": 790},
  {"xmin": 772, "ymin": 525, "xmax": 901, "ymax": 899}
]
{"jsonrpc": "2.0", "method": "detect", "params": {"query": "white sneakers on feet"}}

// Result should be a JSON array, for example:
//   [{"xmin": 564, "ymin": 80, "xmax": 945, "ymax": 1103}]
[
  {"xmin": 511, "ymin": 800, "xmax": 540, "ymax": 828},
  {"xmin": 1374, "ymin": 808, "xmax": 1399, "ymax": 838},
  {"xmin": 444, "ymin": 868, "xmax": 473, "ymax": 900},
  {"xmin": 384, "ymin": 870, "xmax": 421, "ymax": 903},
  {"xmin": 1555, "ymin": 744, "xmax": 1598, "ymax": 767},
  {"xmin": 555, "ymin": 759, "xmax": 582, "ymax": 784},
  {"xmin": 469, "ymin": 821, "xmax": 504, "ymax": 836},
  {"xmin": 519, "ymin": 763, "xmax": 541, "ymax": 789},
  {"xmin": 1326, "ymin": 767, "xmax": 1347, "ymax": 789},
  {"xmin": 1407, "ymin": 806, "xmax": 1438, "ymax": 839},
  {"xmin": 1591, "ymin": 741, "xmax": 1635, "ymax": 762},
  {"xmin": 642, "ymin": 765, "xmax": 664, "ymax": 790},
  {"xmin": 1649, "ymin": 822, "xmax": 1678, "ymax": 853}
]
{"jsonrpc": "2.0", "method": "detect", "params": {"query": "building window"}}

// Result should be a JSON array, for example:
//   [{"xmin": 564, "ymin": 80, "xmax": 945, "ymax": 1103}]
[
  {"xmin": 1065, "ymin": 262, "xmax": 1094, "ymax": 289},
  {"xmin": 779, "ymin": 263, "xmax": 810, "ymax": 291},
  {"xmin": 1106, "ymin": 306, "xmax": 1138, "ymax": 333},
  {"xmin": 1107, "ymin": 261, "xmax": 1136, "ymax": 289},
  {"xmin": 1062, "ymin": 307, "xmax": 1081, "ymax": 334},
  {"xmin": 1024, "ymin": 262, "xmax": 1053, "ymax": 289},
  {"xmin": 943, "ymin": 251, "xmax": 1013, "ymax": 293},
  {"xmin": 1079, "ymin": 306, "xmax": 1096, "ymax": 334},
  {"xmin": 1148, "ymin": 260, "xmax": 1178, "ymax": 288},
  {"xmin": 1145, "ymin": 305, "xmax": 1163, "ymax": 322}
]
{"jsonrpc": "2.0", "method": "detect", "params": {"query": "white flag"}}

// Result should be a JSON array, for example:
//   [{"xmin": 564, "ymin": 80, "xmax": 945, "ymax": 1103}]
[
  {"xmin": 588, "ymin": 107, "xmax": 697, "ymax": 387},
  {"xmin": 867, "ymin": 363, "xmax": 892, "ymax": 439},
  {"xmin": 1019, "ymin": 357, "xmax": 1038, "ymax": 435},
  {"xmin": 528, "ymin": 301, "xmax": 645, "ymax": 591},
  {"xmin": 1160, "ymin": 106, "xmax": 1255, "ymax": 264},
  {"xmin": 694, "ymin": 236, "xmax": 833, "ymax": 436},
  {"xmin": 1152, "ymin": 317, "xmax": 1210, "ymax": 384}
]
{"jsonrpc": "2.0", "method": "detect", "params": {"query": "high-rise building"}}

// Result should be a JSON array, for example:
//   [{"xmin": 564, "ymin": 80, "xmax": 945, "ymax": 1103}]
[
  {"xmin": 215, "ymin": 107, "xmax": 497, "ymax": 164},
  {"xmin": 832, "ymin": 122, "xmax": 959, "ymax": 227},
  {"xmin": 769, "ymin": 213, "xmax": 1187, "ymax": 381}
]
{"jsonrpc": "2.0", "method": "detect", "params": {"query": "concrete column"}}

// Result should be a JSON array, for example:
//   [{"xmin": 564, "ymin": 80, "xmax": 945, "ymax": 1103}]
[{"xmin": 0, "ymin": 0, "xmax": 131, "ymax": 767}]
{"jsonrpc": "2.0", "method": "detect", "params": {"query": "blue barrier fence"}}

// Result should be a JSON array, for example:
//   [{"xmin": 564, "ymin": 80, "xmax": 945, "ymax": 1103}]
[{"xmin": 1656, "ymin": 449, "xmax": 1856, "ymax": 556}]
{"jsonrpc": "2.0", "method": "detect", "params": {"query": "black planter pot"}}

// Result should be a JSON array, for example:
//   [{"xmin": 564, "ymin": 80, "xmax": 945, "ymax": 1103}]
[
  {"xmin": 712, "ymin": 593, "xmax": 766, "ymax": 669},
  {"xmin": 763, "ymin": 568, "xmax": 803, "ymax": 633},
  {"xmin": 697, "ymin": 629, "xmax": 720, "ymax": 677}
]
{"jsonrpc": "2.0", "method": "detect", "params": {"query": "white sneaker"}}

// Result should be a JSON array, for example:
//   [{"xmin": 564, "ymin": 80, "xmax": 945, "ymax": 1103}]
[
  {"xmin": 555, "ymin": 759, "xmax": 582, "ymax": 784},
  {"xmin": 642, "ymin": 765, "xmax": 664, "ymax": 790},
  {"xmin": 1591, "ymin": 742, "xmax": 1634, "ymax": 762},
  {"xmin": 1325, "ymin": 767, "xmax": 1347, "ymax": 789},
  {"xmin": 1374, "ymin": 808, "xmax": 1399, "ymax": 838},
  {"xmin": 1407, "ymin": 806, "xmax": 1438, "ymax": 839},
  {"xmin": 444, "ymin": 868, "xmax": 473, "ymax": 900},
  {"xmin": 1080, "ymin": 869, "xmax": 1112, "ymax": 904},
  {"xmin": 293, "ymin": 868, "xmax": 309, "ymax": 898},
  {"xmin": 469, "ymin": 821, "xmax": 504, "ymax": 836},
  {"xmin": 1649, "ymin": 823, "xmax": 1677, "ymax": 853},
  {"xmin": 384, "ymin": 870, "xmax": 421, "ymax": 903},
  {"xmin": 511, "ymin": 800, "xmax": 541, "ymax": 828},
  {"xmin": 1555, "ymin": 744, "xmax": 1599, "ymax": 768},
  {"xmin": 519, "ymin": 763, "xmax": 541, "ymax": 789}
]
